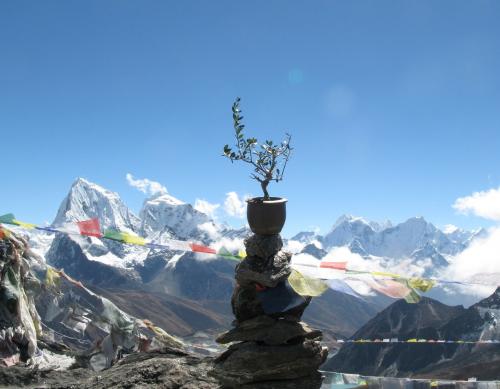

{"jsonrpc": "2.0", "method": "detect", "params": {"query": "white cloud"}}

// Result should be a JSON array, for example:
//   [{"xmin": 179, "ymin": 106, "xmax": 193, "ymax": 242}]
[
  {"xmin": 453, "ymin": 187, "xmax": 500, "ymax": 221},
  {"xmin": 439, "ymin": 227, "xmax": 500, "ymax": 298},
  {"xmin": 126, "ymin": 173, "xmax": 167, "ymax": 196},
  {"xmin": 198, "ymin": 222, "xmax": 220, "ymax": 240},
  {"xmin": 194, "ymin": 199, "xmax": 220, "ymax": 218},
  {"xmin": 224, "ymin": 192, "xmax": 248, "ymax": 218},
  {"xmin": 439, "ymin": 187, "xmax": 500, "ymax": 299}
]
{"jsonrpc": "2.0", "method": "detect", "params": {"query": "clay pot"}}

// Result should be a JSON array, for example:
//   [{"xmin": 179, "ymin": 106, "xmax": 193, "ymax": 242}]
[{"xmin": 246, "ymin": 197, "xmax": 287, "ymax": 235}]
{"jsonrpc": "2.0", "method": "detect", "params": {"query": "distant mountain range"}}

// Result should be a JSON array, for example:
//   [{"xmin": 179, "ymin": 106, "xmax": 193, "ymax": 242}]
[
  {"xmin": 20, "ymin": 178, "xmax": 380, "ymax": 340},
  {"xmin": 18, "ymin": 178, "xmax": 488, "ymax": 341},
  {"xmin": 325, "ymin": 288, "xmax": 500, "ymax": 380}
]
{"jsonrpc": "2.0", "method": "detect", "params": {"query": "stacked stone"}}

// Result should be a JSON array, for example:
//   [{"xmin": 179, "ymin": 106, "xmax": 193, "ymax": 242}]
[{"xmin": 211, "ymin": 234, "xmax": 328, "ymax": 388}]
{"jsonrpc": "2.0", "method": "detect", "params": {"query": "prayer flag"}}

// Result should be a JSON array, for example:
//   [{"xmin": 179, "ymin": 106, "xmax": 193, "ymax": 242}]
[
  {"xmin": 0, "ymin": 214, "xmax": 36, "ymax": 229},
  {"xmin": 408, "ymin": 277, "xmax": 435, "ymax": 293},
  {"xmin": 319, "ymin": 261, "xmax": 347, "ymax": 271},
  {"xmin": 14, "ymin": 220, "xmax": 37, "ymax": 229},
  {"xmin": 0, "ymin": 227, "xmax": 11, "ymax": 240},
  {"xmin": 45, "ymin": 267, "xmax": 61, "ymax": 288},
  {"xmin": 103, "ymin": 229, "xmax": 145, "ymax": 245},
  {"xmin": 365, "ymin": 278, "xmax": 412, "ymax": 299},
  {"xmin": 190, "ymin": 243, "xmax": 216, "ymax": 254},
  {"xmin": 370, "ymin": 271, "xmax": 401, "ymax": 279},
  {"xmin": 121, "ymin": 232, "xmax": 146, "ymax": 246},
  {"xmin": 288, "ymin": 269, "xmax": 329, "ymax": 297},
  {"xmin": 0, "ymin": 214, "xmax": 16, "ymax": 224},
  {"xmin": 77, "ymin": 218, "xmax": 102, "ymax": 238},
  {"xmin": 327, "ymin": 279, "xmax": 362, "ymax": 299},
  {"xmin": 217, "ymin": 247, "xmax": 242, "ymax": 261},
  {"xmin": 104, "ymin": 229, "xmax": 125, "ymax": 242}
]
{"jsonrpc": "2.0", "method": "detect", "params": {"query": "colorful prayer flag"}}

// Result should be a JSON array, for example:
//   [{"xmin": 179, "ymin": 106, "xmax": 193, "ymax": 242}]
[
  {"xmin": 45, "ymin": 267, "xmax": 61, "ymax": 288},
  {"xmin": 319, "ymin": 261, "xmax": 347, "ymax": 271},
  {"xmin": 0, "ymin": 214, "xmax": 36, "ymax": 229},
  {"xmin": 408, "ymin": 277, "xmax": 435, "ymax": 293},
  {"xmin": 0, "ymin": 214, "xmax": 16, "ymax": 224},
  {"xmin": 14, "ymin": 220, "xmax": 37, "ymax": 229},
  {"xmin": 327, "ymin": 279, "xmax": 362, "ymax": 299},
  {"xmin": 77, "ymin": 218, "xmax": 102, "ymax": 238},
  {"xmin": 104, "ymin": 229, "xmax": 124, "ymax": 242},
  {"xmin": 288, "ymin": 269, "xmax": 329, "ymax": 297},
  {"xmin": 0, "ymin": 226, "xmax": 11, "ymax": 240},
  {"xmin": 121, "ymin": 232, "xmax": 146, "ymax": 246},
  {"xmin": 190, "ymin": 243, "xmax": 216, "ymax": 254},
  {"xmin": 216, "ymin": 246, "xmax": 242, "ymax": 261},
  {"xmin": 104, "ymin": 229, "xmax": 145, "ymax": 245}
]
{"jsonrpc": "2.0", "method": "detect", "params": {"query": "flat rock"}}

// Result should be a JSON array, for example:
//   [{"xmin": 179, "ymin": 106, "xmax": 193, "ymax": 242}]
[
  {"xmin": 211, "ymin": 339, "xmax": 328, "ymax": 386},
  {"xmin": 216, "ymin": 316, "xmax": 322, "ymax": 345}
]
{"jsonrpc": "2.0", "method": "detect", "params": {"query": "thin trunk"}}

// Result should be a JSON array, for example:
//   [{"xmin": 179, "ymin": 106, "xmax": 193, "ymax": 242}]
[{"xmin": 261, "ymin": 180, "xmax": 270, "ymax": 200}]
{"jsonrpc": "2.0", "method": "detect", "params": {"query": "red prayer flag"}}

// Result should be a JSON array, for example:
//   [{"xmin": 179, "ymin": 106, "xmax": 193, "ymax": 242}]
[
  {"xmin": 319, "ymin": 261, "xmax": 347, "ymax": 271},
  {"xmin": 189, "ymin": 243, "xmax": 217, "ymax": 254},
  {"xmin": 77, "ymin": 218, "xmax": 103, "ymax": 238}
]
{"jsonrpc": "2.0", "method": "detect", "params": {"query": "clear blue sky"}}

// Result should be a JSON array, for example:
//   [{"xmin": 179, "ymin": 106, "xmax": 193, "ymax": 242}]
[{"xmin": 1, "ymin": 0, "xmax": 499, "ymax": 237}]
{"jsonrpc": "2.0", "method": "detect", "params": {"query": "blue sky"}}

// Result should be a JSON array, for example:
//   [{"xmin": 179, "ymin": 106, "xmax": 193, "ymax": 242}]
[{"xmin": 1, "ymin": 0, "xmax": 499, "ymax": 237}]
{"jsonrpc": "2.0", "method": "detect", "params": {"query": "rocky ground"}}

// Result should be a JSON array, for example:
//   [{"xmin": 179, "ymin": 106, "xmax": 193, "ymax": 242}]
[{"xmin": 0, "ymin": 347, "xmax": 220, "ymax": 389}]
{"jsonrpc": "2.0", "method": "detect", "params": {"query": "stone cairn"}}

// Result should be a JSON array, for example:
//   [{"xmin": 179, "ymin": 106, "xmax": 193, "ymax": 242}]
[{"xmin": 211, "ymin": 234, "xmax": 328, "ymax": 388}]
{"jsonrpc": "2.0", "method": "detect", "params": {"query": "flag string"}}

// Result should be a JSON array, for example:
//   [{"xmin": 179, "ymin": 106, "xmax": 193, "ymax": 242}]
[{"xmin": 2, "ymin": 213, "xmax": 499, "ymax": 303}]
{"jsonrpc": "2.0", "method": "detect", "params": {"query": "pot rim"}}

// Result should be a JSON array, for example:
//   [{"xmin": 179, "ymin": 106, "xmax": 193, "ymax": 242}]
[{"xmin": 246, "ymin": 197, "xmax": 288, "ymax": 204}]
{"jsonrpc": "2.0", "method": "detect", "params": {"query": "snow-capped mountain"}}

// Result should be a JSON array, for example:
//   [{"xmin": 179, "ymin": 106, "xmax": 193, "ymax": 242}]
[
  {"xmin": 322, "ymin": 215, "xmax": 466, "ymax": 258},
  {"xmin": 53, "ymin": 178, "xmax": 140, "ymax": 232},
  {"xmin": 15, "ymin": 177, "xmax": 486, "ymax": 342},
  {"xmin": 139, "ymin": 193, "xmax": 222, "ymax": 243}
]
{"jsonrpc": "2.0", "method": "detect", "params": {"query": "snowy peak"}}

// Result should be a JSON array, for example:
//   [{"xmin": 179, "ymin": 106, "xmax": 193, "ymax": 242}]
[
  {"xmin": 331, "ymin": 214, "xmax": 371, "ymax": 230},
  {"xmin": 323, "ymin": 214, "xmax": 376, "ymax": 249},
  {"xmin": 53, "ymin": 178, "xmax": 140, "ymax": 232},
  {"xmin": 320, "ymin": 215, "xmax": 468, "ymax": 259},
  {"xmin": 139, "ymin": 193, "xmax": 219, "ymax": 241},
  {"xmin": 290, "ymin": 231, "xmax": 322, "ymax": 245}
]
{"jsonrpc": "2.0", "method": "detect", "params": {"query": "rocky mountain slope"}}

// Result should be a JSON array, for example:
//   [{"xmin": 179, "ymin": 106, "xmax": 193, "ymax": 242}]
[{"xmin": 325, "ymin": 289, "xmax": 500, "ymax": 380}]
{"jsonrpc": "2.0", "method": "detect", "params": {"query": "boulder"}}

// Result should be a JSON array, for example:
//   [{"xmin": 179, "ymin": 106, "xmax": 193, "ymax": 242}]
[{"xmin": 211, "ymin": 339, "xmax": 327, "ymax": 386}]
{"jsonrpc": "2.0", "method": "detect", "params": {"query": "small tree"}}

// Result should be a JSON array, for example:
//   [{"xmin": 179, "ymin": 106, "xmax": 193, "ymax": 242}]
[{"xmin": 223, "ymin": 97, "xmax": 292, "ymax": 200}]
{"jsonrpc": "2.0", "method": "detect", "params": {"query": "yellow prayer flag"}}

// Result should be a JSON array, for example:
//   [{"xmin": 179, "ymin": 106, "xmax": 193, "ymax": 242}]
[
  {"xmin": 408, "ymin": 278, "xmax": 435, "ymax": 293},
  {"xmin": 45, "ymin": 267, "xmax": 61, "ymax": 288},
  {"xmin": 13, "ymin": 219, "xmax": 36, "ymax": 229},
  {"xmin": 407, "ymin": 338, "xmax": 418, "ymax": 343},
  {"xmin": 288, "ymin": 269, "xmax": 329, "ymax": 297},
  {"xmin": 122, "ymin": 232, "xmax": 146, "ymax": 246},
  {"xmin": 371, "ymin": 271, "xmax": 402, "ymax": 279}
]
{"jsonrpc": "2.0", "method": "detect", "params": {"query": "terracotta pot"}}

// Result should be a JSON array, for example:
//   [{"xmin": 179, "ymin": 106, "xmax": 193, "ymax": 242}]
[{"xmin": 246, "ymin": 197, "xmax": 287, "ymax": 235}]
